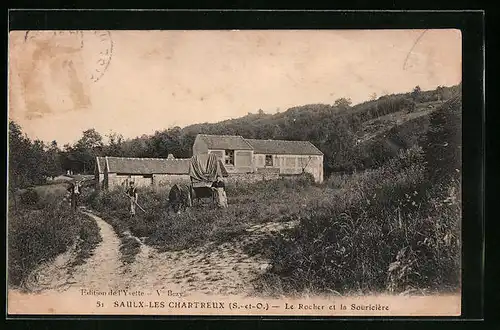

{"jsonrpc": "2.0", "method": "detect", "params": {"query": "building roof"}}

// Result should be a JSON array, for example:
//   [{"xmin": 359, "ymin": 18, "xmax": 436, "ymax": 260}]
[
  {"xmin": 96, "ymin": 157, "xmax": 106, "ymax": 174},
  {"xmin": 196, "ymin": 134, "xmax": 253, "ymax": 150},
  {"xmin": 105, "ymin": 157, "xmax": 190, "ymax": 175},
  {"xmin": 245, "ymin": 139, "xmax": 323, "ymax": 156}
]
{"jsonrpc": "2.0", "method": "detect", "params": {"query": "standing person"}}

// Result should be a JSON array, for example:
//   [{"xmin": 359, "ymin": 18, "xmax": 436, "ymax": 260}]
[
  {"xmin": 67, "ymin": 181, "xmax": 81, "ymax": 211},
  {"xmin": 211, "ymin": 176, "xmax": 228, "ymax": 208},
  {"xmin": 126, "ymin": 181, "xmax": 138, "ymax": 216}
]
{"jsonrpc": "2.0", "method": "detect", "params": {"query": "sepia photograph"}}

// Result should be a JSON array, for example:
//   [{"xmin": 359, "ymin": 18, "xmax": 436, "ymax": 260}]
[{"xmin": 7, "ymin": 28, "xmax": 463, "ymax": 316}]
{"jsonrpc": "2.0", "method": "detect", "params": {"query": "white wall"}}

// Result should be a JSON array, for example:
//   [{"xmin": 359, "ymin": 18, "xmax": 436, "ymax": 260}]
[
  {"xmin": 253, "ymin": 154, "xmax": 323, "ymax": 183},
  {"xmin": 107, "ymin": 173, "xmax": 153, "ymax": 189},
  {"xmin": 106, "ymin": 173, "xmax": 192, "ymax": 190},
  {"xmin": 153, "ymin": 174, "xmax": 191, "ymax": 189},
  {"xmin": 208, "ymin": 149, "xmax": 254, "ymax": 174}
]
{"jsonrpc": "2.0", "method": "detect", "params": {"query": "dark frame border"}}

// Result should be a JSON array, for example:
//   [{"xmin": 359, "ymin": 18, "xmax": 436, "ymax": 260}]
[{"xmin": 5, "ymin": 9, "xmax": 485, "ymax": 324}]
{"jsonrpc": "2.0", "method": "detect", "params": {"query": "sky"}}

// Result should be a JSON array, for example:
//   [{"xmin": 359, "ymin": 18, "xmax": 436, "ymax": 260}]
[{"xmin": 8, "ymin": 29, "xmax": 462, "ymax": 145}]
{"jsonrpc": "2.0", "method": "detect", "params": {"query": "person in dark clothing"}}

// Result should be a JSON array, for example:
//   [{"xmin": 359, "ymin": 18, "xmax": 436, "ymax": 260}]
[
  {"xmin": 168, "ymin": 183, "xmax": 193, "ymax": 214},
  {"xmin": 211, "ymin": 176, "xmax": 228, "ymax": 208},
  {"xmin": 67, "ymin": 181, "xmax": 81, "ymax": 211},
  {"xmin": 211, "ymin": 176, "xmax": 226, "ymax": 189},
  {"xmin": 126, "ymin": 181, "xmax": 138, "ymax": 215}
]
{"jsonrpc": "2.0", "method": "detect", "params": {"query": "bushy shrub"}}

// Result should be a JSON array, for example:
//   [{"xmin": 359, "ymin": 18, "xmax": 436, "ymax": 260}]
[
  {"xmin": 423, "ymin": 95, "xmax": 462, "ymax": 185},
  {"xmin": 120, "ymin": 236, "xmax": 141, "ymax": 264},
  {"xmin": 19, "ymin": 188, "xmax": 39, "ymax": 208},
  {"xmin": 8, "ymin": 193, "xmax": 101, "ymax": 287},
  {"xmin": 326, "ymin": 173, "xmax": 351, "ymax": 189},
  {"xmin": 227, "ymin": 173, "xmax": 315, "ymax": 196},
  {"xmin": 351, "ymin": 114, "xmax": 431, "ymax": 171}
]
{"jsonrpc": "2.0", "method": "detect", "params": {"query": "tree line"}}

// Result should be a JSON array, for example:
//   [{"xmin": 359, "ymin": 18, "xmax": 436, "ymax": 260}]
[{"xmin": 8, "ymin": 84, "xmax": 460, "ymax": 191}]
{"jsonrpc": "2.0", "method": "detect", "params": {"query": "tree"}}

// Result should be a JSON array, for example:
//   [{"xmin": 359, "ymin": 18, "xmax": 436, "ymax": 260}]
[
  {"xmin": 9, "ymin": 121, "xmax": 29, "ymax": 196},
  {"xmin": 44, "ymin": 140, "xmax": 62, "ymax": 178},
  {"xmin": 435, "ymin": 85, "xmax": 442, "ymax": 101},
  {"xmin": 75, "ymin": 128, "xmax": 103, "ymax": 151},
  {"xmin": 8, "ymin": 121, "xmax": 62, "ymax": 211},
  {"xmin": 411, "ymin": 85, "xmax": 422, "ymax": 102},
  {"xmin": 73, "ymin": 128, "xmax": 104, "ymax": 174},
  {"xmin": 8, "ymin": 121, "xmax": 49, "ymax": 188},
  {"xmin": 369, "ymin": 92, "xmax": 378, "ymax": 101},
  {"xmin": 106, "ymin": 132, "xmax": 125, "ymax": 157},
  {"xmin": 31, "ymin": 139, "xmax": 49, "ymax": 177},
  {"xmin": 334, "ymin": 97, "xmax": 352, "ymax": 108},
  {"xmin": 146, "ymin": 128, "xmax": 184, "ymax": 158}
]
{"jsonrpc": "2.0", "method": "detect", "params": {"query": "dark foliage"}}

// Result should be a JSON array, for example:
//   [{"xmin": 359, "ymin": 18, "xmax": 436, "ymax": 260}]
[
  {"xmin": 8, "ymin": 189, "xmax": 102, "ymax": 288},
  {"xmin": 19, "ymin": 188, "xmax": 40, "ymax": 208},
  {"xmin": 423, "ymin": 94, "xmax": 462, "ymax": 185}
]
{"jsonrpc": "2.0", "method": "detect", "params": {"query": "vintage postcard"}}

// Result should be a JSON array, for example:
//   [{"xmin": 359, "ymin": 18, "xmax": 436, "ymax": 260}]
[{"xmin": 7, "ymin": 29, "xmax": 462, "ymax": 317}]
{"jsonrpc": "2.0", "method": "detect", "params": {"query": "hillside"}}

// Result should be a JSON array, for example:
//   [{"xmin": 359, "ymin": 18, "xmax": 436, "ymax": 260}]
[
  {"xmin": 175, "ymin": 84, "xmax": 460, "ymax": 173},
  {"xmin": 8, "ymin": 84, "xmax": 462, "ymax": 187}
]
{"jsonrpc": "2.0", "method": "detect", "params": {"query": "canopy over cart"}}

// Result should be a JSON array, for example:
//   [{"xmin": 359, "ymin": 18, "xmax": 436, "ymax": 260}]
[{"xmin": 189, "ymin": 153, "xmax": 228, "ymax": 188}]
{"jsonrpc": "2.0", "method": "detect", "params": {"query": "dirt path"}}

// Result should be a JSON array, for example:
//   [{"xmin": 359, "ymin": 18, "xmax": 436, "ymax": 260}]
[
  {"xmin": 22, "ymin": 209, "xmax": 123, "ymax": 293},
  {"xmin": 20, "ymin": 209, "xmax": 297, "ymax": 297},
  {"xmin": 120, "ymin": 220, "xmax": 298, "ymax": 297},
  {"xmin": 69, "ymin": 211, "xmax": 123, "ymax": 289}
]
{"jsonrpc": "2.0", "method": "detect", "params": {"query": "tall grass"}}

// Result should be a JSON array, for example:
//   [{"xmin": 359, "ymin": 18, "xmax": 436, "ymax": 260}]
[
  {"xmin": 8, "ymin": 189, "xmax": 102, "ymax": 288},
  {"xmin": 257, "ymin": 146, "xmax": 460, "ymax": 296}
]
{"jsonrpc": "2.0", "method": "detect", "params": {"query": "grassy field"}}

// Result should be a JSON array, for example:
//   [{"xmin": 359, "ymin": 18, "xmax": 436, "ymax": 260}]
[
  {"xmin": 8, "ymin": 181, "xmax": 102, "ymax": 288},
  {"xmin": 83, "ymin": 174, "xmax": 321, "ymax": 254}
]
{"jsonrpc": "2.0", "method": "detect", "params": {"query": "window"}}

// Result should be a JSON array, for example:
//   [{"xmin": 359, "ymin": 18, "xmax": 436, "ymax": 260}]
[
  {"xmin": 265, "ymin": 155, "xmax": 273, "ymax": 166},
  {"xmin": 225, "ymin": 150, "xmax": 235, "ymax": 165}
]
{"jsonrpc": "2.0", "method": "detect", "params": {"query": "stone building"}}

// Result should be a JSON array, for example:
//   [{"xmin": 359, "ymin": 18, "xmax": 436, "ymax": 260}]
[
  {"xmin": 192, "ymin": 134, "xmax": 324, "ymax": 183},
  {"xmin": 246, "ymin": 138, "xmax": 324, "ymax": 183},
  {"xmin": 96, "ymin": 134, "xmax": 324, "ymax": 189},
  {"xmin": 96, "ymin": 154, "xmax": 191, "ymax": 190}
]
